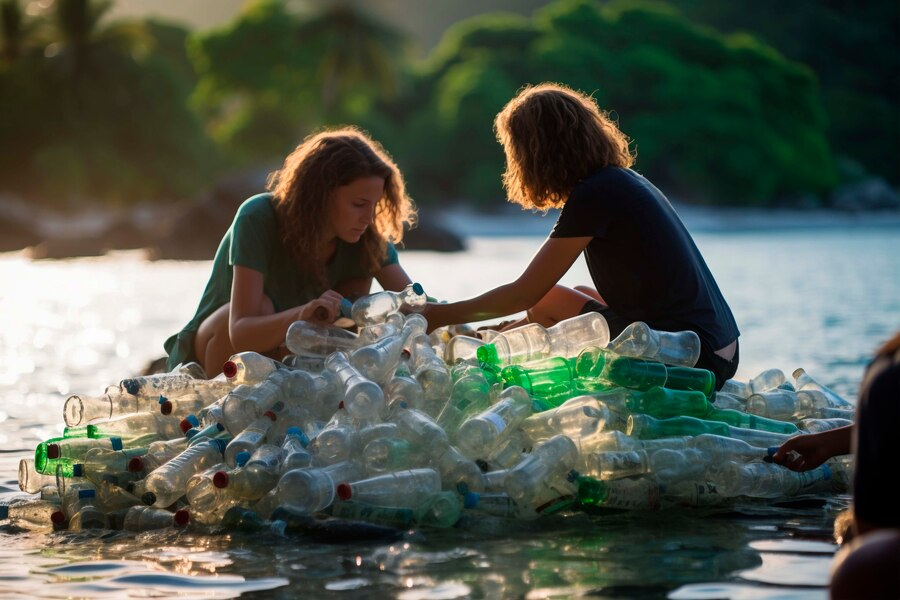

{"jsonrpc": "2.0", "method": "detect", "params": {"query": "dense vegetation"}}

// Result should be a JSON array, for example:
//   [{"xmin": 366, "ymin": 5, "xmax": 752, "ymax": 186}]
[{"xmin": 0, "ymin": 0, "xmax": 895, "ymax": 208}]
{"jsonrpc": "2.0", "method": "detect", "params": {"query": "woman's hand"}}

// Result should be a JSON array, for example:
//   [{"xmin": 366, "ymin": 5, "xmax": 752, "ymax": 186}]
[
  {"xmin": 770, "ymin": 425, "xmax": 853, "ymax": 472},
  {"xmin": 297, "ymin": 290, "xmax": 345, "ymax": 324}
]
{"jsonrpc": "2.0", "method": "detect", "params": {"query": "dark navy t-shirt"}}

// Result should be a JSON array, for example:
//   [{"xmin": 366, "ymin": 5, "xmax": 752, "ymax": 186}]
[{"xmin": 550, "ymin": 167, "xmax": 739, "ymax": 351}]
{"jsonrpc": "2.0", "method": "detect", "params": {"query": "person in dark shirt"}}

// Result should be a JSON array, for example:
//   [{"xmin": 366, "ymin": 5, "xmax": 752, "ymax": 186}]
[
  {"xmin": 423, "ymin": 83, "xmax": 739, "ymax": 388},
  {"xmin": 774, "ymin": 331, "xmax": 900, "ymax": 599}
]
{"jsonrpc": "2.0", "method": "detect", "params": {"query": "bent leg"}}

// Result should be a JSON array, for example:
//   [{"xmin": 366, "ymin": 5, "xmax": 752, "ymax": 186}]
[
  {"xmin": 194, "ymin": 296, "xmax": 275, "ymax": 377},
  {"xmin": 574, "ymin": 285, "xmax": 606, "ymax": 305},
  {"xmin": 526, "ymin": 284, "xmax": 601, "ymax": 328}
]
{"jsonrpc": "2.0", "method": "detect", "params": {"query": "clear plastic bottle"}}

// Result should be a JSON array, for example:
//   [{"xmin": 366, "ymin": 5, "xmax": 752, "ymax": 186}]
[
  {"xmin": 463, "ymin": 492, "xmax": 535, "ymax": 520},
  {"xmin": 0, "ymin": 498, "xmax": 60, "ymax": 528},
  {"xmin": 225, "ymin": 445, "xmax": 285, "ymax": 500},
  {"xmin": 185, "ymin": 462, "xmax": 240, "ymax": 524},
  {"xmin": 222, "ymin": 351, "xmax": 281, "ymax": 385},
  {"xmin": 349, "ymin": 282, "xmax": 426, "ymax": 326},
  {"xmin": 17, "ymin": 459, "xmax": 58, "ymax": 494},
  {"xmin": 254, "ymin": 460, "xmax": 364, "ymax": 518},
  {"xmin": 569, "ymin": 471, "xmax": 662, "ymax": 510},
  {"xmin": 224, "ymin": 404, "xmax": 281, "ymax": 467},
  {"xmin": 792, "ymin": 368, "xmax": 854, "ymax": 409},
  {"xmin": 159, "ymin": 391, "xmax": 210, "ymax": 420},
  {"xmin": 520, "ymin": 395, "xmax": 610, "ymax": 443},
  {"xmin": 414, "ymin": 491, "xmax": 463, "ymax": 528},
  {"xmin": 363, "ymin": 437, "xmax": 416, "ymax": 474},
  {"xmin": 719, "ymin": 378, "xmax": 753, "ymax": 399},
  {"xmin": 308, "ymin": 401, "xmax": 357, "ymax": 466},
  {"xmin": 704, "ymin": 405, "xmax": 799, "ymax": 434},
  {"xmin": 285, "ymin": 321, "xmax": 361, "ymax": 357},
  {"xmin": 281, "ymin": 427, "xmax": 311, "ymax": 470},
  {"xmin": 455, "ymin": 386, "xmax": 533, "ymax": 459},
  {"xmin": 66, "ymin": 411, "xmax": 184, "ymax": 445},
  {"xmin": 391, "ymin": 406, "xmax": 450, "ymax": 461},
  {"xmin": 478, "ymin": 313, "xmax": 610, "ymax": 366},
  {"xmin": 503, "ymin": 435, "xmax": 579, "ymax": 506},
  {"xmin": 746, "ymin": 389, "xmax": 802, "ymax": 421},
  {"xmin": 63, "ymin": 387, "xmax": 160, "ymax": 427},
  {"xmin": 357, "ymin": 312, "xmax": 405, "ymax": 345},
  {"xmin": 326, "ymin": 352, "xmax": 386, "ymax": 423},
  {"xmin": 351, "ymin": 314, "xmax": 427, "ymax": 385},
  {"xmin": 141, "ymin": 438, "xmax": 227, "ymax": 507},
  {"xmin": 434, "ymin": 445, "xmax": 485, "ymax": 493},
  {"xmin": 71, "ymin": 447, "xmax": 148, "ymax": 484},
  {"xmin": 408, "ymin": 334, "xmax": 452, "ymax": 417},
  {"xmin": 686, "ymin": 433, "xmax": 770, "ymax": 462},
  {"xmin": 436, "ymin": 366, "xmax": 492, "ymax": 437},
  {"xmin": 445, "ymin": 335, "xmax": 486, "ymax": 364},
  {"xmin": 798, "ymin": 417, "xmax": 854, "ymax": 434},
  {"xmin": 749, "ymin": 368, "xmax": 787, "ymax": 394},
  {"xmin": 607, "ymin": 321, "xmax": 701, "ymax": 367},
  {"xmin": 335, "ymin": 467, "xmax": 441, "ymax": 508},
  {"xmin": 627, "ymin": 414, "xmax": 794, "ymax": 448},
  {"xmin": 384, "ymin": 361, "xmax": 426, "ymax": 413},
  {"xmin": 122, "ymin": 505, "xmax": 190, "ymax": 531},
  {"xmin": 582, "ymin": 447, "xmax": 709, "ymax": 484},
  {"xmin": 95, "ymin": 480, "xmax": 143, "ymax": 513},
  {"xmin": 715, "ymin": 461, "xmax": 833, "ymax": 498}
]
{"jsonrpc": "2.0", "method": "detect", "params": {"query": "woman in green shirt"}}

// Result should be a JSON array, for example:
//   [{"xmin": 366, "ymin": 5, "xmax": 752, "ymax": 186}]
[{"xmin": 164, "ymin": 127, "xmax": 417, "ymax": 376}]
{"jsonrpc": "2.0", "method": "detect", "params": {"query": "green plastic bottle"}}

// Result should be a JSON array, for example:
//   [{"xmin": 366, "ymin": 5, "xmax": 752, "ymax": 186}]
[
  {"xmin": 627, "ymin": 414, "xmax": 731, "ymax": 439},
  {"xmin": 704, "ymin": 406, "xmax": 799, "ymax": 434},
  {"xmin": 500, "ymin": 357, "xmax": 576, "ymax": 396},
  {"xmin": 575, "ymin": 347, "xmax": 668, "ymax": 390},
  {"xmin": 34, "ymin": 436, "xmax": 124, "ymax": 475},
  {"xmin": 664, "ymin": 366, "xmax": 716, "ymax": 398},
  {"xmin": 625, "ymin": 387, "xmax": 710, "ymax": 419}
]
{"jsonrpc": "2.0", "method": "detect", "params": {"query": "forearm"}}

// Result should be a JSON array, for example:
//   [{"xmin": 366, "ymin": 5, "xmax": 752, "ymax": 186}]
[
  {"xmin": 428, "ymin": 282, "xmax": 537, "ymax": 329},
  {"xmin": 229, "ymin": 306, "xmax": 300, "ymax": 353}
]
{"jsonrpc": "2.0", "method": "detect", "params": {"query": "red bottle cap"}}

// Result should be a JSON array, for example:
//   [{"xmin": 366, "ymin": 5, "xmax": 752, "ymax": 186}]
[
  {"xmin": 263, "ymin": 411, "xmax": 276, "ymax": 421},
  {"xmin": 213, "ymin": 471, "xmax": 229, "ymax": 488},
  {"xmin": 338, "ymin": 401, "xmax": 345, "ymax": 410},
  {"xmin": 336, "ymin": 483, "xmax": 352, "ymax": 500},
  {"xmin": 179, "ymin": 419, "xmax": 193, "ymax": 434},
  {"xmin": 50, "ymin": 510, "xmax": 66, "ymax": 524},
  {"xmin": 127, "ymin": 457, "xmax": 144, "ymax": 472},
  {"xmin": 160, "ymin": 401, "xmax": 173, "ymax": 416},
  {"xmin": 47, "ymin": 444, "xmax": 61, "ymax": 459},
  {"xmin": 173, "ymin": 509, "xmax": 190, "ymax": 527},
  {"xmin": 222, "ymin": 361, "xmax": 238, "ymax": 379}
]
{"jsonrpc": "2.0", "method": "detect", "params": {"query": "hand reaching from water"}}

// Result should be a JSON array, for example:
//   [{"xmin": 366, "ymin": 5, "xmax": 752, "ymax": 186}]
[{"xmin": 771, "ymin": 425, "xmax": 853, "ymax": 472}]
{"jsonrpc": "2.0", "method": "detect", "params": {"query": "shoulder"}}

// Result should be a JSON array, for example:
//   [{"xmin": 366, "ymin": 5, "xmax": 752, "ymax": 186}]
[{"xmin": 235, "ymin": 193, "xmax": 276, "ymax": 219}]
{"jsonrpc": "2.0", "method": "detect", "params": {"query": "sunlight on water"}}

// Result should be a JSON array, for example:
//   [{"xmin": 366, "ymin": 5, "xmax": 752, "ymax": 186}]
[{"xmin": 0, "ymin": 227, "xmax": 898, "ymax": 598}]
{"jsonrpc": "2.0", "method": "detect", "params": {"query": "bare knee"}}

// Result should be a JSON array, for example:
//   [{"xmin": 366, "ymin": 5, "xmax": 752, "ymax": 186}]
[{"xmin": 194, "ymin": 304, "xmax": 235, "ymax": 376}]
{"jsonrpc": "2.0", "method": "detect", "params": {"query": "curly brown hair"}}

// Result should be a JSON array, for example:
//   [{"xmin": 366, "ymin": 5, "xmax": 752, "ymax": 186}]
[
  {"xmin": 495, "ymin": 83, "xmax": 636, "ymax": 210},
  {"xmin": 267, "ymin": 127, "xmax": 416, "ymax": 287}
]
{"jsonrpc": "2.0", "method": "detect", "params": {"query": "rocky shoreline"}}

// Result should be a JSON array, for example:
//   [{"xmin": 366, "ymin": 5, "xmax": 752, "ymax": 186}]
[{"xmin": 1, "ymin": 175, "xmax": 898, "ymax": 259}]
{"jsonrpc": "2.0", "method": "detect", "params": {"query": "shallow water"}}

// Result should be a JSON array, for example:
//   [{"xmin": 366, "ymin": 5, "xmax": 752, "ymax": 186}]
[{"xmin": 1, "ymin": 226, "xmax": 898, "ymax": 599}]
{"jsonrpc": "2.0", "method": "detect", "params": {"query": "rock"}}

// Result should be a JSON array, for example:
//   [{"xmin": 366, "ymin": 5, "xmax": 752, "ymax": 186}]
[
  {"xmin": 400, "ymin": 209, "xmax": 466, "ymax": 252},
  {"xmin": 830, "ymin": 177, "xmax": 900, "ymax": 212}
]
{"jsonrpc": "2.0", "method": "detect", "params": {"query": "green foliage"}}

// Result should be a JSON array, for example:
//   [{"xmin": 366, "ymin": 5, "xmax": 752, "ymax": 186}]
[
  {"xmin": 375, "ymin": 0, "xmax": 838, "ymax": 206},
  {"xmin": 0, "ymin": 0, "xmax": 215, "ymax": 206}
]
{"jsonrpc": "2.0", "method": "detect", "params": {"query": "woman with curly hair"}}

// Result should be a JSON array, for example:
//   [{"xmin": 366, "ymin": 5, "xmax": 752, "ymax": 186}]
[
  {"xmin": 423, "ymin": 83, "xmax": 739, "ymax": 388},
  {"xmin": 164, "ymin": 127, "xmax": 417, "ymax": 376}
]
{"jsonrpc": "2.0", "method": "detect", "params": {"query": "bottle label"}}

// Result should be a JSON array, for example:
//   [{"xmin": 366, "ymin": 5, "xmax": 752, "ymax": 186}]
[{"xmin": 481, "ymin": 412, "xmax": 507, "ymax": 435}]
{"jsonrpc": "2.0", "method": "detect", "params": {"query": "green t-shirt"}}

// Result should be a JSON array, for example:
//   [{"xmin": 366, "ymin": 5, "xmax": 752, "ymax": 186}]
[{"xmin": 164, "ymin": 193, "xmax": 398, "ymax": 371}]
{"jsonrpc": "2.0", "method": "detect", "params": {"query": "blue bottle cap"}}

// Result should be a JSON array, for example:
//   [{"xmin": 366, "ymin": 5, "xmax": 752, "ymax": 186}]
[
  {"xmin": 821, "ymin": 464, "xmax": 832, "ymax": 481},
  {"xmin": 339, "ymin": 298, "xmax": 353, "ymax": 318},
  {"xmin": 235, "ymin": 451, "xmax": 251, "ymax": 467},
  {"xmin": 185, "ymin": 415, "xmax": 201, "ymax": 428},
  {"xmin": 185, "ymin": 428, "xmax": 198, "ymax": 439},
  {"xmin": 72, "ymin": 464, "xmax": 84, "ymax": 477},
  {"xmin": 411, "ymin": 282, "xmax": 424, "ymax": 296},
  {"xmin": 463, "ymin": 492, "xmax": 479, "ymax": 509},
  {"xmin": 121, "ymin": 379, "xmax": 140, "ymax": 395},
  {"xmin": 0, "ymin": 505, "xmax": 8, "ymax": 519},
  {"xmin": 157, "ymin": 395, "xmax": 168, "ymax": 404},
  {"xmin": 110, "ymin": 437, "xmax": 123, "ymax": 451},
  {"xmin": 78, "ymin": 489, "xmax": 96, "ymax": 499}
]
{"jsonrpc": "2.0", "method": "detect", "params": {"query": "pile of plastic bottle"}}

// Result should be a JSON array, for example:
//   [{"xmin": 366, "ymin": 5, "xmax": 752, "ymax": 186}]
[{"xmin": 2, "ymin": 283, "xmax": 857, "ymax": 536}]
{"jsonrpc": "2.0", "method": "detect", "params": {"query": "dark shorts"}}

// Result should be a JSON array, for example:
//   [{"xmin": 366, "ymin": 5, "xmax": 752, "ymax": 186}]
[{"xmin": 579, "ymin": 299, "xmax": 739, "ymax": 391}]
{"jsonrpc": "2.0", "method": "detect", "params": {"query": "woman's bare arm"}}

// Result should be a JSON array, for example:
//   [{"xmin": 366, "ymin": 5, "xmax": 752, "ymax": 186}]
[{"xmin": 423, "ymin": 235, "xmax": 591, "ymax": 329}]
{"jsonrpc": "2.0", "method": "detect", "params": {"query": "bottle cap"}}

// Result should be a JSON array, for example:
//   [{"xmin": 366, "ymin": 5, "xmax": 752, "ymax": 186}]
[
  {"xmin": 235, "ymin": 451, "xmax": 250, "ymax": 467},
  {"xmin": 400, "ymin": 348, "xmax": 411, "ymax": 360},
  {"xmin": 213, "ymin": 471, "xmax": 230, "ymax": 488},
  {"xmin": 78, "ymin": 489, "xmax": 96, "ymax": 499},
  {"xmin": 411, "ymin": 282, "xmax": 425, "ymax": 296},
  {"xmin": 174, "ymin": 509, "xmax": 190, "ymax": 527},
  {"xmin": 222, "ymin": 361, "xmax": 238, "ymax": 379},
  {"xmin": 211, "ymin": 439, "xmax": 228, "ymax": 453},
  {"xmin": 157, "ymin": 395, "xmax": 168, "ymax": 405},
  {"xmin": 0, "ymin": 506, "xmax": 8, "ymax": 519},
  {"xmin": 338, "ymin": 401, "xmax": 345, "ymax": 410},
  {"xmin": 821, "ymin": 464, "xmax": 832, "ymax": 481},
  {"xmin": 476, "ymin": 344, "xmax": 500, "ymax": 365},
  {"xmin": 336, "ymin": 483, "xmax": 352, "ymax": 500},
  {"xmin": 72, "ymin": 464, "xmax": 84, "ymax": 477},
  {"xmin": 121, "ymin": 379, "xmax": 140, "ymax": 395},
  {"xmin": 141, "ymin": 491, "xmax": 157, "ymax": 506},
  {"xmin": 47, "ymin": 444, "xmax": 61, "ymax": 459},
  {"xmin": 185, "ymin": 428, "xmax": 198, "ymax": 440},
  {"xmin": 263, "ymin": 411, "xmax": 277, "ymax": 421},
  {"xmin": 463, "ymin": 492, "xmax": 479, "ymax": 509},
  {"xmin": 127, "ymin": 457, "xmax": 144, "ymax": 472},
  {"xmin": 51, "ymin": 510, "xmax": 67, "ymax": 524},
  {"xmin": 339, "ymin": 298, "xmax": 353, "ymax": 318},
  {"xmin": 160, "ymin": 401, "xmax": 173, "ymax": 415},
  {"xmin": 110, "ymin": 437, "xmax": 123, "ymax": 451}
]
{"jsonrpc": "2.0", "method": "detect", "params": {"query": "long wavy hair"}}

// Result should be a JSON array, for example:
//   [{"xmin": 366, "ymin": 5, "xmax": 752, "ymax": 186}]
[
  {"xmin": 495, "ymin": 82, "xmax": 636, "ymax": 210},
  {"xmin": 267, "ymin": 127, "xmax": 416, "ymax": 287}
]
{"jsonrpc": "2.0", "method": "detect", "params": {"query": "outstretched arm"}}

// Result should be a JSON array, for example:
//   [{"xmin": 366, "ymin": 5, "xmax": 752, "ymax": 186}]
[
  {"xmin": 771, "ymin": 424, "xmax": 853, "ymax": 471},
  {"xmin": 422, "ymin": 235, "xmax": 592, "ymax": 330}
]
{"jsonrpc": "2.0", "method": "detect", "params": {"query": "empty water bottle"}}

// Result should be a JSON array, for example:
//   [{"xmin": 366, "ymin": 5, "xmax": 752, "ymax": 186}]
[
  {"xmin": 0, "ymin": 498, "xmax": 60, "ymax": 528},
  {"xmin": 749, "ymin": 368, "xmax": 787, "ymax": 394},
  {"xmin": 607, "ymin": 321, "xmax": 701, "ymax": 367},
  {"xmin": 569, "ymin": 471, "xmax": 662, "ymax": 511},
  {"xmin": 122, "ymin": 505, "xmax": 190, "ymax": 531},
  {"xmin": 222, "ymin": 351, "xmax": 281, "ymax": 385},
  {"xmin": 141, "ymin": 438, "xmax": 227, "ymax": 507},
  {"xmin": 414, "ymin": 491, "xmax": 463, "ymax": 528},
  {"xmin": 520, "ymin": 396, "xmax": 610, "ymax": 443},
  {"xmin": 224, "ymin": 403, "xmax": 282, "ymax": 467},
  {"xmin": 336, "ymin": 467, "xmax": 441, "ymax": 508},
  {"xmin": 35, "ymin": 436, "xmax": 124, "ymax": 475},
  {"xmin": 478, "ymin": 313, "xmax": 610, "ymax": 366},
  {"xmin": 349, "ymin": 282, "xmax": 426, "ymax": 326},
  {"xmin": 455, "ymin": 386, "xmax": 533, "ymax": 459},
  {"xmin": 715, "ymin": 461, "xmax": 832, "ymax": 498},
  {"xmin": 281, "ymin": 427, "xmax": 311, "ymax": 470},
  {"xmin": 285, "ymin": 321, "xmax": 361, "ymax": 357},
  {"xmin": 574, "ymin": 347, "xmax": 668, "ymax": 390},
  {"xmin": 326, "ymin": 352, "xmax": 386, "ymax": 423},
  {"xmin": 503, "ymin": 435, "xmax": 579, "ymax": 506},
  {"xmin": 408, "ymin": 334, "xmax": 452, "ymax": 417},
  {"xmin": 792, "ymin": 368, "xmax": 854, "ymax": 409},
  {"xmin": 445, "ymin": 335, "xmax": 486, "ymax": 364},
  {"xmin": 329, "ymin": 500, "xmax": 415, "ymax": 528}
]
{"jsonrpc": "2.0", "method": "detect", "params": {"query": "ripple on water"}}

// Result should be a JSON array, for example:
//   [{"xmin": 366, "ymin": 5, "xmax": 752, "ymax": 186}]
[{"xmin": 669, "ymin": 582, "xmax": 827, "ymax": 599}]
